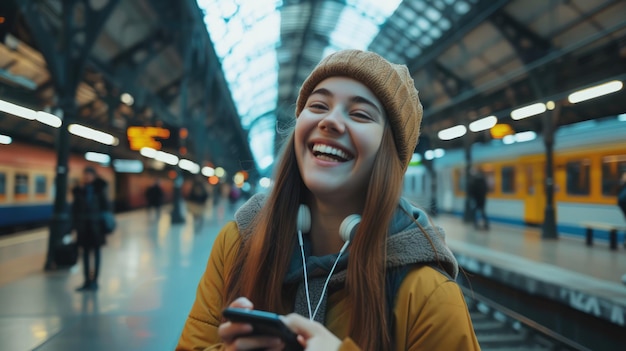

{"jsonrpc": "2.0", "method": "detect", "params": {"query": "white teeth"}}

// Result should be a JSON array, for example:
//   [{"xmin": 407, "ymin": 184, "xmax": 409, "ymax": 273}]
[{"xmin": 312, "ymin": 144, "xmax": 350, "ymax": 160}]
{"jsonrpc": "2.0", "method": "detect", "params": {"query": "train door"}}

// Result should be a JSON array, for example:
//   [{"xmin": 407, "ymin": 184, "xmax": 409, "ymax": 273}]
[{"xmin": 523, "ymin": 161, "xmax": 546, "ymax": 225}]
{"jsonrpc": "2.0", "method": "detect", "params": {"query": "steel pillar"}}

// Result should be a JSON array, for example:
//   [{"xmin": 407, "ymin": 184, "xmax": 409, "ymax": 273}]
[
  {"xmin": 463, "ymin": 137, "xmax": 474, "ymax": 223},
  {"xmin": 542, "ymin": 108, "xmax": 558, "ymax": 239}
]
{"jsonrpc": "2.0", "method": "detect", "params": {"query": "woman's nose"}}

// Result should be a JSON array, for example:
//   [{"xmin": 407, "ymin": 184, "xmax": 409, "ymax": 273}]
[{"xmin": 318, "ymin": 108, "xmax": 346, "ymax": 134}]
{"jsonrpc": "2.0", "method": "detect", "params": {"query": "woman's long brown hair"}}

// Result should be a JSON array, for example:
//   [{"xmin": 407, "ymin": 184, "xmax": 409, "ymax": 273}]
[{"xmin": 225, "ymin": 125, "xmax": 404, "ymax": 350}]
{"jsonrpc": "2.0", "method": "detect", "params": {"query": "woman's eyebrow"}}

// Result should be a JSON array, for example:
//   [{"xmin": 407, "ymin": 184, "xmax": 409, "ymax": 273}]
[
  {"xmin": 350, "ymin": 96, "xmax": 382, "ymax": 115},
  {"xmin": 310, "ymin": 88, "xmax": 333, "ymax": 98},
  {"xmin": 310, "ymin": 88, "xmax": 382, "ymax": 114}
]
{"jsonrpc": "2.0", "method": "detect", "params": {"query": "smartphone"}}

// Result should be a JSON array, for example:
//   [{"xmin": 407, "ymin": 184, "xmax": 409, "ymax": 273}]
[{"xmin": 222, "ymin": 307, "xmax": 303, "ymax": 350}]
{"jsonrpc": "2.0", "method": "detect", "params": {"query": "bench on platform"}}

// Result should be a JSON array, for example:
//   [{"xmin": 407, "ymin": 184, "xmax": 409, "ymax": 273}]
[{"xmin": 580, "ymin": 221, "xmax": 626, "ymax": 250}]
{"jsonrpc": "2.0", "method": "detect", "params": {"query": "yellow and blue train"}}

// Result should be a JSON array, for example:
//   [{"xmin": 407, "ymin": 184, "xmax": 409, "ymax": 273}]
[{"xmin": 404, "ymin": 115, "xmax": 626, "ymax": 244}]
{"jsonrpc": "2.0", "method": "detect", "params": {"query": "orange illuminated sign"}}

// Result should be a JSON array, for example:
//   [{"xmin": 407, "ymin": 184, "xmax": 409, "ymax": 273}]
[
  {"xmin": 127, "ymin": 126, "xmax": 171, "ymax": 150},
  {"xmin": 490, "ymin": 124, "xmax": 514, "ymax": 139}
]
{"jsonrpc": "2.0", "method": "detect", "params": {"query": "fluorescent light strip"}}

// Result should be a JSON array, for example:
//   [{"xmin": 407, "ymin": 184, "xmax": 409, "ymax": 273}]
[
  {"xmin": 511, "ymin": 103, "xmax": 546, "ymax": 120},
  {"xmin": 514, "ymin": 131, "xmax": 537, "ymax": 143},
  {"xmin": 85, "ymin": 152, "xmax": 111, "ymax": 164},
  {"xmin": 179, "ymin": 159, "xmax": 200, "ymax": 174},
  {"xmin": 155, "ymin": 151, "xmax": 178, "ymax": 165},
  {"xmin": 0, "ymin": 99, "xmax": 36, "ymax": 120},
  {"xmin": 438, "ymin": 125, "xmax": 467, "ymax": 140},
  {"xmin": 0, "ymin": 134, "xmax": 12, "ymax": 144},
  {"xmin": 568, "ymin": 80, "xmax": 623, "ymax": 104},
  {"xmin": 36, "ymin": 111, "xmax": 62, "ymax": 128},
  {"xmin": 202, "ymin": 166, "xmax": 215, "ymax": 177},
  {"xmin": 113, "ymin": 159, "xmax": 143, "ymax": 173},
  {"xmin": 140, "ymin": 147, "xmax": 158, "ymax": 158},
  {"xmin": 469, "ymin": 115, "xmax": 497, "ymax": 132},
  {"xmin": 68, "ymin": 124, "xmax": 118, "ymax": 146}
]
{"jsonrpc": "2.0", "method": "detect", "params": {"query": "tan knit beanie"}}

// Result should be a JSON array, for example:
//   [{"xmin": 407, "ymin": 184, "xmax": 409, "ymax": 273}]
[{"xmin": 296, "ymin": 49, "xmax": 423, "ymax": 170}]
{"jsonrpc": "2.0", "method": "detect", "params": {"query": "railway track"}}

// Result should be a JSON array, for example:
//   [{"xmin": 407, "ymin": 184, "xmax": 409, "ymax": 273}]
[{"xmin": 463, "ymin": 286, "xmax": 589, "ymax": 351}]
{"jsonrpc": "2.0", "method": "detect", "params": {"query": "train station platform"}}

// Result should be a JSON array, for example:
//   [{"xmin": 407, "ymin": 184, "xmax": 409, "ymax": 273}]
[
  {"xmin": 439, "ymin": 215, "xmax": 626, "ymax": 330},
  {"xmin": 0, "ymin": 201, "xmax": 624, "ymax": 350}
]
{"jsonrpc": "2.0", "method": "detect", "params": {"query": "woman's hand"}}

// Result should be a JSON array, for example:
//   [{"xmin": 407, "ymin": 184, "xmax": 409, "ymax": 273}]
[
  {"xmin": 281, "ymin": 313, "xmax": 341, "ymax": 351},
  {"xmin": 219, "ymin": 297, "xmax": 284, "ymax": 351}
]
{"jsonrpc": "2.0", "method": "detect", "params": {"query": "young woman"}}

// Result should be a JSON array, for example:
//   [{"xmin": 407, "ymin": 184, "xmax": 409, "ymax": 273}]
[{"xmin": 177, "ymin": 50, "xmax": 480, "ymax": 350}]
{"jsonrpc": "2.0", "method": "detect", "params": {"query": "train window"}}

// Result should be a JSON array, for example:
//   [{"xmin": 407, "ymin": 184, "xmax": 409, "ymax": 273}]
[
  {"xmin": 566, "ymin": 160, "xmax": 590, "ymax": 195},
  {"xmin": 501, "ymin": 166, "xmax": 516, "ymax": 194},
  {"xmin": 35, "ymin": 174, "xmax": 47, "ymax": 195},
  {"xmin": 601, "ymin": 155, "xmax": 626, "ymax": 196},
  {"xmin": 15, "ymin": 173, "xmax": 29, "ymax": 200},
  {"xmin": 0, "ymin": 172, "xmax": 5, "ymax": 200}
]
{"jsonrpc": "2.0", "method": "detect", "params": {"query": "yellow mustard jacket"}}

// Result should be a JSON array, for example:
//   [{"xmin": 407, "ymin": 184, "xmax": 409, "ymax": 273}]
[{"xmin": 176, "ymin": 221, "xmax": 481, "ymax": 351}]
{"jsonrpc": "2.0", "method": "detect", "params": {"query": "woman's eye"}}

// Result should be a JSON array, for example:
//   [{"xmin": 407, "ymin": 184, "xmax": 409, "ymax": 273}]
[
  {"xmin": 353, "ymin": 112, "xmax": 373, "ymax": 120},
  {"xmin": 309, "ymin": 103, "xmax": 327, "ymax": 110}
]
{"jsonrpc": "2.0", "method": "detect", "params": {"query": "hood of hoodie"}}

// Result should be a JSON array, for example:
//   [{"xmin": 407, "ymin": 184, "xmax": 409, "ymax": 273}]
[{"xmin": 234, "ymin": 193, "xmax": 459, "ymax": 283}]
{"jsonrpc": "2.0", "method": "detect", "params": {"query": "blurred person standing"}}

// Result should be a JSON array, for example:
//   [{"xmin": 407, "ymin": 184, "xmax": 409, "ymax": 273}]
[
  {"xmin": 469, "ymin": 167, "xmax": 489, "ymax": 230},
  {"xmin": 228, "ymin": 183, "xmax": 242, "ymax": 211},
  {"xmin": 72, "ymin": 166, "xmax": 112, "ymax": 291},
  {"xmin": 145, "ymin": 179, "xmax": 164, "ymax": 218},
  {"xmin": 186, "ymin": 178, "xmax": 209, "ymax": 231}
]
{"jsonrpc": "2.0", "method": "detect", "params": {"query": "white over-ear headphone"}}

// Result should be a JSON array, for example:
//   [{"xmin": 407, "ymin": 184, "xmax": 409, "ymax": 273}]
[{"xmin": 296, "ymin": 204, "xmax": 361, "ymax": 320}]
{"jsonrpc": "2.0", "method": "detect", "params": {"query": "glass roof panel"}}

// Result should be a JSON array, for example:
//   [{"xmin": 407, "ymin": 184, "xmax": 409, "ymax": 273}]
[
  {"xmin": 197, "ymin": 0, "xmax": 281, "ymax": 170},
  {"xmin": 324, "ymin": 0, "xmax": 402, "ymax": 56},
  {"xmin": 248, "ymin": 115, "xmax": 276, "ymax": 170}
]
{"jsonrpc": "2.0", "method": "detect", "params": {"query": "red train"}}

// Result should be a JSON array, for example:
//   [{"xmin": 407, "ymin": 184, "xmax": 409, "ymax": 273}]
[{"xmin": 0, "ymin": 141, "xmax": 173, "ymax": 234}]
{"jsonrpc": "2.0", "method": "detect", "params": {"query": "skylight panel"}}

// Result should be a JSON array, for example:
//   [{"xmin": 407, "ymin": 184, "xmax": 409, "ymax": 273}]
[
  {"xmin": 248, "ymin": 116, "xmax": 276, "ymax": 170},
  {"xmin": 425, "ymin": 8, "xmax": 441, "ymax": 22},
  {"xmin": 429, "ymin": 27, "xmax": 442, "ymax": 39},
  {"xmin": 406, "ymin": 45, "xmax": 421, "ymax": 58},
  {"xmin": 329, "ymin": 9, "xmax": 379, "ymax": 50},
  {"xmin": 417, "ymin": 18, "xmax": 430, "ymax": 31},
  {"xmin": 413, "ymin": 1, "xmax": 426, "ymax": 12},
  {"xmin": 455, "ymin": 1, "xmax": 471, "ymax": 15},
  {"xmin": 407, "ymin": 25, "xmax": 421, "ymax": 40},
  {"xmin": 197, "ymin": 0, "xmax": 281, "ymax": 171},
  {"xmin": 325, "ymin": 0, "xmax": 401, "ymax": 55},
  {"xmin": 439, "ymin": 18, "xmax": 451, "ymax": 30}
]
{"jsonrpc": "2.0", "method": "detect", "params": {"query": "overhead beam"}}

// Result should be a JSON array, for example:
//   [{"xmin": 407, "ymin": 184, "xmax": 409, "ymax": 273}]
[
  {"xmin": 430, "ymin": 62, "xmax": 472, "ymax": 98},
  {"xmin": 407, "ymin": 0, "xmax": 510, "ymax": 73},
  {"xmin": 423, "ymin": 20, "xmax": 626, "ymax": 118},
  {"xmin": 490, "ymin": 9, "xmax": 551, "ymax": 64}
]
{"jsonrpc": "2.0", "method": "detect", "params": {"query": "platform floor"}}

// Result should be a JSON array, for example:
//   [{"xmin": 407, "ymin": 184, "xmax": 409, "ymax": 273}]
[{"xmin": 0, "ymin": 201, "xmax": 625, "ymax": 350}]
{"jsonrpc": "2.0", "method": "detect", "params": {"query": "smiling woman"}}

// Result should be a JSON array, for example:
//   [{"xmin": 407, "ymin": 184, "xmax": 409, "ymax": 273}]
[{"xmin": 176, "ymin": 50, "xmax": 480, "ymax": 351}]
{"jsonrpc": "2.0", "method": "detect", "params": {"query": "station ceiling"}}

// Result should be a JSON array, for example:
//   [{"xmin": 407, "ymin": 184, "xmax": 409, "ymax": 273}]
[{"xmin": 0, "ymin": 0, "xmax": 624, "ymax": 179}]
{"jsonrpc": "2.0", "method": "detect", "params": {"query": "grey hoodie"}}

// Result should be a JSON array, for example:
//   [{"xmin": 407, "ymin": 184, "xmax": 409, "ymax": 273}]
[{"xmin": 234, "ymin": 193, "xmax": 459, "ymax": 323}]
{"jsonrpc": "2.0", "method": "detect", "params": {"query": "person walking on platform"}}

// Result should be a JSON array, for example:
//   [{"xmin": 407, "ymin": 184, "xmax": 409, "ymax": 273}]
[
  {"xmin": 145, "ymin": 179, "xmax": 164, "ymax": 219},
  {"xmin": 72, "ymin": 166, "xmax": 111, "ymax": 291},
  {"xmin": 186, "ymin": 178, "xmax": 209, "ymax": 231},
  {"xmin": 469, "ymin": 167, "xmax": 490, "ymax": 230},
  {"xmin": 177, "ymin": 50, "xmax": 480, "ymax": 351}
]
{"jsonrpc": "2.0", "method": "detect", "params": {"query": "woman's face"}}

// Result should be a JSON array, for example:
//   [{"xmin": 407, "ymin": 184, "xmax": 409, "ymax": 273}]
[{"xmin": 295, "ymin": 77, "xmax": 386, "ymax": 201}]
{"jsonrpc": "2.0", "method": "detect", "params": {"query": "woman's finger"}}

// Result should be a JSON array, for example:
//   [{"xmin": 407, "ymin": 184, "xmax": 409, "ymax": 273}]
[
  {"xmin": 218, "ymin": 321, "xmax": 253, "ymax": 343},
  {"xmin": 280, "ymin": 313, "xmax": 318, "ymax": 338},
  {"xmin": 233, "ymin": 335, "xmax": 283, "ymax": 350},
  {"xmin": 229, "ymin": 296, "xmax": 253, "ymax": 309}
]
